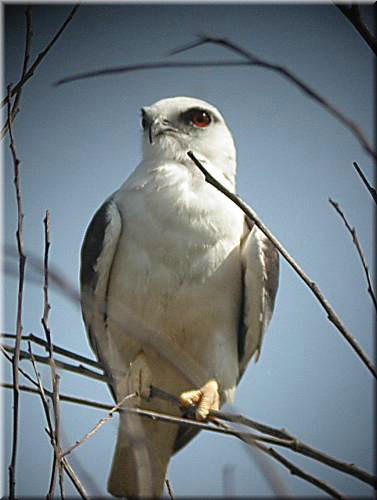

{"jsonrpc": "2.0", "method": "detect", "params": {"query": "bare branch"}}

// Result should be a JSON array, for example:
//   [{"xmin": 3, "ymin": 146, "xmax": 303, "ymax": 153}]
[
  {"xmin": 7, "ymin": 84, "xmax": 27, "ymax": 500},
  {"xmin": 335, "ymin": 4, "xmax": 377, "ymax": 56},
  {"xmin": 55, "ymin": 59, "xmax": 257, "ymax": 85},
  {"xmin": 61, "ymin": 392, "xmax": 137, "ymax": 457},
  {"xmin": 40, "ymin": 211, "xmax": 65, "ymax": 497},
  {"xmin": 1, "ymin": 7, "xmax": 33, "ymax": 139},
  {"xmin": 3, "ymin": 379, "xmax": 375, "ymax": 491},
  {"xmin": 187, "ymin": 150, "xmax": 376, "ymax": 378},
  {"xmin": 3, "ymin": 326, "xmax": 375, "ymax": 489},
  {"xmin": 2, "ymin": 343, "xmax": 108, "ymax": 383},
  {"xmin": 27, "ymin": 342, "xmax": 58, "ymax": 497},
  {"xmin": 1, "ymin": 5, "xmax": 80, "ymax": 114},
  {"xmin": 256, "ymin": 441, "xmax": 345, "ymax": 499},
  {"xmin": 1, "ymin": 332, "xmax": 101, "ymax": 369},
  {"xmin": 165, "ymin": 479, "xmax": 175, "ymax": 500},
  {"xmin": 173, "ymin": 36, "xmax": 375, "ymax": 160},
  {"xmin": 329, "ymin": 199, "xmax": 376, "ymax": 311},
  {"xmin": 153, "ymin": 384, "xmax": 377, "ymax": 489},
  {"xmin": 56, "ymin": 41, "xmax": 375, "ymax": 160},
  {"xmin": 1, "ymin": 345, "xmax": 40, "ymax": 390},
  {"xmin": 59, "ymin": 455, "xmax": 89, "ymax": 499},
  {"xmin": 353, "ymin": 162, "xmax": 377, "ymax": 204}
]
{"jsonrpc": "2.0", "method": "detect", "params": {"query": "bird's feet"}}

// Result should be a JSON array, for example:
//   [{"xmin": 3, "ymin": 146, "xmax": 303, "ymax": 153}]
[
  {"xmin": 179, "ymin": 379, "xmax": 220, "ymax": 420},
  {"xmin": 117, "ymin": 350, "xmax": 152, "ymax": 401}
]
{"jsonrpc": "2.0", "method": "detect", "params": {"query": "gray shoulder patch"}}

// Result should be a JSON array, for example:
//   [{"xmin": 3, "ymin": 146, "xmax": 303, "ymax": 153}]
[
  {"xmin": 264, "ymin": 237, "xmax": 280, "ymax": 314},
  {"xmin": 80, "ymin": 199, "xmax": 112, "ymax": 290}
]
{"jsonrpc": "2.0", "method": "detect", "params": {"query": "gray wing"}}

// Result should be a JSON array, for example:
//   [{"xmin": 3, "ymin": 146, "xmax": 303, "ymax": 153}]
[
  {"xmin": 80, "ymin": 196, "xmax": 122, "ymax": 395},
  {"xmin": 237, "ymin": 220, "xmax": 279, "ymax": 380},
  {"xmin": 175, "ymin": 222, "xmax": 279, "ymax": 453}
]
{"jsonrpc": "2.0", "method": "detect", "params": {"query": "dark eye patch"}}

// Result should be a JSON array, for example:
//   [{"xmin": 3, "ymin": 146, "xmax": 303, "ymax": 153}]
[{"xmin": 181, "ymin": 108, "xmax": 212, "ymax": 128}]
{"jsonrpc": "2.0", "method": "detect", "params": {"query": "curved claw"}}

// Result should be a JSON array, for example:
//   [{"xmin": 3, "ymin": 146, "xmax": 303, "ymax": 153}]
[{"xmin": 179, "ymin": 379, "xmax": 220, "ymax": 420}]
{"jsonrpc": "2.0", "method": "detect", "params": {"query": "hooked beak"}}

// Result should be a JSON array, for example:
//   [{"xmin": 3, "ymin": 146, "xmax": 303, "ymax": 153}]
[{"xmin": 148, "ymin": 119, "xmax": 177, "ymax": 145}]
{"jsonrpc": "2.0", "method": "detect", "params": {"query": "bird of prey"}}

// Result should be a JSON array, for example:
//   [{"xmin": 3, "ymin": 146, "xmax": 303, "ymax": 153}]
[{"xmin": 80, "ymin": 96, "xmax": 279, "ymax": 498}]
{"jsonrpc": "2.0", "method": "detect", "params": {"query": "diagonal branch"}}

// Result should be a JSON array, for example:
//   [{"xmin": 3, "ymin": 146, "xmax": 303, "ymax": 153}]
[
  {"xmin": 61, "ymin": 392, "xmax": 137, "ymax": 457},
  {"xmin": 172, "ymin": 36, "xmax": 375, "ymax": 161},
  {"xmin": 353, "ymin": 162, "xmax": 377, "ymax": 204},
  {"xmin": 335, "ymin": 4, "xmax": 377, "ymax": 56},
  {"xmin": 187, "ymin": 150, "xmax": 376, "ymax": 378},
  {"xmin": 2, "ymin": 332, "xmax": 376, "ymax": 489},
  {"xmin": 329, "ymin": 198, "xmax": 376, "ymax": 311},
  {"xmin": 1, "ymin": 4, "xmax": 80, "ymax": 118},
  {"xmin": 1, "ymin": 332, "xmax": 101, "ymax": 369},
  {"xmin": 216, "ymin": 419, "xmax": 345, "ymax": 499},
  {"xmin": 2, "ymin": 343, "xmax": 108, "ymax": 383},
  {"xmin": 1, "ymin": 7, "xmax": 33, "ymax": 139}
]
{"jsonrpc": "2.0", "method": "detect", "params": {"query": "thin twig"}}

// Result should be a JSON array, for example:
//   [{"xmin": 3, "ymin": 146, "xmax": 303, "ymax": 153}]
[
  {"xmin": 173, "ymin": 36, "xmax": 375, "ymax": 160},
  {"xmin": 2, "ymin": 343, "xmax": 107, "ymax": 382},
  {"xmin": 55, "ymin": 60, "xmax": 252, "ymax": 85},
  {"xmin": 46, "ymin": 427, "xmax": 90, "ymax": 499},
  {"xmin": 1, "ymin": 332, "xmax": 101, "ymax": 369},
  {"xmin": 256, "ymin": 441, "xmax": 345, "ymax": 499},
  {"xmin": 59, "ymin": 455, "xmax": 89, "ymax": 499},
  {"xmin": 165, "ymin": 479, "xmax": 175, "ymax": 499},
  {"xmin": 1, "ymin": 5, "xmax": 80, "ymax": 112},
  {"xmin": 1, "ymin": 7, "xmax": 33, "ymax": 139},
  {"xmin": 329, "ymin": 199, "xmax": 376, "ymax": 311},
  {"xmin": 57, "ymin": 34, "xmax": 375, "ymax": 159},
  {"xmin": 216, "ymin": 418, "xmax": 344, "ymax": 498},
  {"xmin": 187, "ymin": 150, "xmax": 376, "ymax": 378},
  {"xmin": 3, "ymin": 336, "xmax": 375, "ymax": 489},
  {"xmin": 2, "ymin": 380, "xmax": 375, "ymax": 490},
  {"xmin": 61, "ymin": 392, "xmax": 137, "ymax": 457},
  {"xmin": 353, "ymin": 162, "xmax": 377, "ymax": 204},
  {"xmin": 7, "ymin": 84, "xmax": 27, "ymax": 500},
  {"xmin": 335, "ymin": 4, "xmax": 377, "ymax": 56},
  {"xmin": 40, "ymin": 211, "xmax": 65, "ymax": 497},
  {"xmin": 27, "ymin": 342, "xmax": 58, "ymax": 497},
  {"xmin": 1, "ymin": 345, "xmax": 39, "ymax": 389},
  {"xmin": 153, "ymin": 384, "xmax": 377, "ymax": 489},
  {"xmin": 3, "ymin": 339, "xmax": 376, "ymax": 489},
  {"xmin": 2, "ymin": 342, "xmax": 108, "ymax": 382}
]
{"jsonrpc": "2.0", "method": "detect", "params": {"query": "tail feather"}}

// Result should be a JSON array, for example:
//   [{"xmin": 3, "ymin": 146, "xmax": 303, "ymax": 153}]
[{"xmin": 108, "ymin": 411, "xmax": 178, "ymax": 498}]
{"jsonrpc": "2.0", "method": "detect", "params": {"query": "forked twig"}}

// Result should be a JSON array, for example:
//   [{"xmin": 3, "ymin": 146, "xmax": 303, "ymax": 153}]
[
  {"xmin": 187, "ymin": 150, "xmax": 376, "ymax": 378},
  {"xmin": 62, "ymin": 392, "xmax": 137, "ymax": 457},
  {"xmin": 329, "ymin": 198, "xmax": 376, "ymax": 311}
]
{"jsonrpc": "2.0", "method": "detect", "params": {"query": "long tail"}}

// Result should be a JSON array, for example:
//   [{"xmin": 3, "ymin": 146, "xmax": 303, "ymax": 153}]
[{"xmin": 108, "ymin": 407, "xmax": 178, "ymax": 498}]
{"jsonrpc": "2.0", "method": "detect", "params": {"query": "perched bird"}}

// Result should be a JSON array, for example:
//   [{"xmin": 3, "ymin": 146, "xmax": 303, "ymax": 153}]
[{"xmin": 80, "ymin": 96, "xmax": 279, "ymax": 498}]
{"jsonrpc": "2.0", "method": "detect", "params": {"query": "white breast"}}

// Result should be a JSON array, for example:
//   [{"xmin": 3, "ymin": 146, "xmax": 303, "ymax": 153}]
[{"xmin": 107, "ymin": 160, "xmax": 245, "ymax": 394}]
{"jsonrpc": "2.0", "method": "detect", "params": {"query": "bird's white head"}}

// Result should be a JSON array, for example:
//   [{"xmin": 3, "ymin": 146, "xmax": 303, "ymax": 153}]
[{"xmin": 141, "ymin": 96, "xmax": 237, "ymax": 185}]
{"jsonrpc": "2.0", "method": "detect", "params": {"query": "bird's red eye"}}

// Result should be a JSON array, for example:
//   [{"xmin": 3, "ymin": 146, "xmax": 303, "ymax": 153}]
[
  {"xmin": 190, "ymin": 110, "xmax": 211, "ymax": 128},
  {"xmin": 182, "ymin": 108, "xmax": 212, "ymax": 128}
]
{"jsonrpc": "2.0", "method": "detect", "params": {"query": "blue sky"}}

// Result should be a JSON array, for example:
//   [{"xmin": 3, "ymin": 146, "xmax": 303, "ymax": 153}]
[{"xmin": 2, "ymin": 4, "xmax": 375, "ymax": 497}]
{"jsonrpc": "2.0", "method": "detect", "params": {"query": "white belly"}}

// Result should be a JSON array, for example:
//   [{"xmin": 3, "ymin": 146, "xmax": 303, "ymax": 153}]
[{"xmin": 107, "ymin": 163, "xmax": 245, "ymax": 396}]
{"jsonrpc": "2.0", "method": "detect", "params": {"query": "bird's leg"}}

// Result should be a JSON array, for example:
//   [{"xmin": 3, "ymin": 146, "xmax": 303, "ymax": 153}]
[
  {"xmin": 117, "ymin": 350, "xmax": 152, "ymax": 401},
  {"xmin": 179, "ymin": 379, "xmax": 220, "ymax": 420}
]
